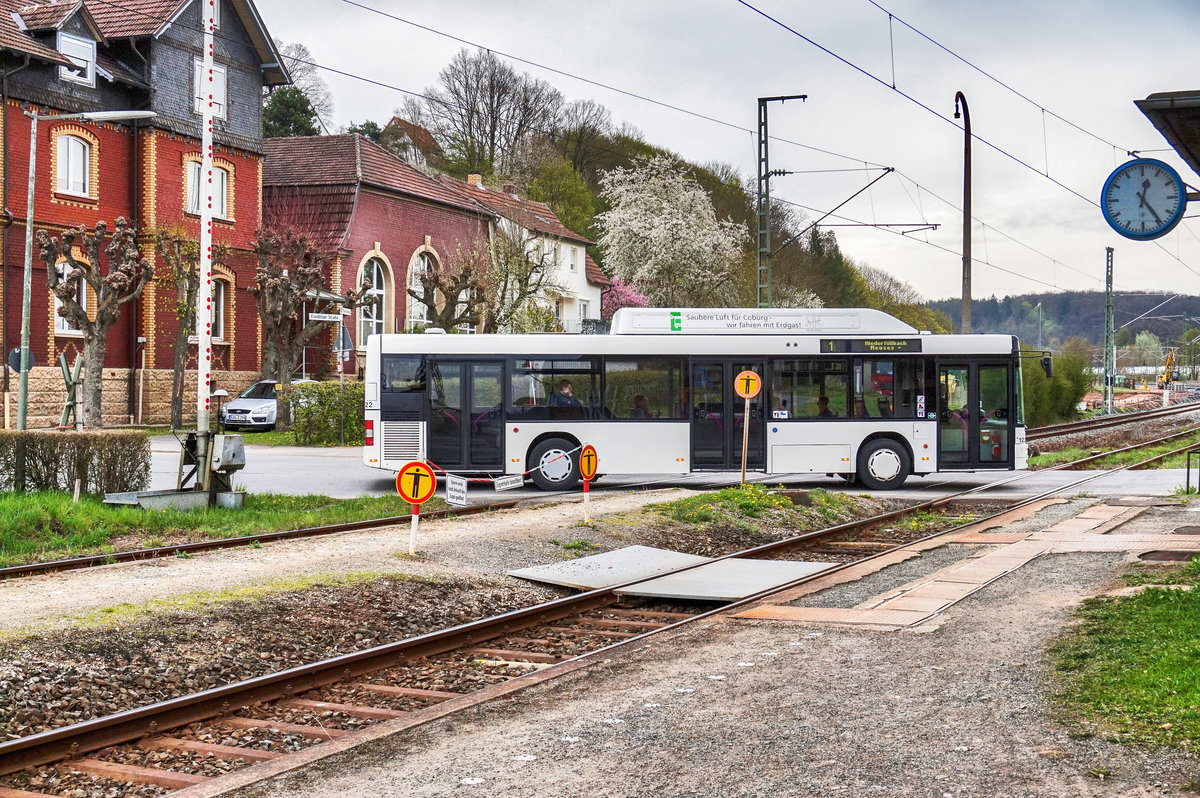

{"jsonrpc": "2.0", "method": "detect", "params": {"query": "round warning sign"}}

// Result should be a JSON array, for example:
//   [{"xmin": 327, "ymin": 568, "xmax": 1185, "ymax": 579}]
[
  {"xmin": 579, "ymin": 444, "xmax": 599, "ymax": 481},
  {"xmin": 734, "ymin": 370, "xmax": 762, "ymax": 399},
  {"xmin": 395, "ymin": 461, "xmax": 437, "ymax": 504}
]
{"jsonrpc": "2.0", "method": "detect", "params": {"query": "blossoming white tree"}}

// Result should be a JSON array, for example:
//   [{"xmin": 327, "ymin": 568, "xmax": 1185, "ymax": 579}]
[{"xmin": 595, "ymin": 155, "xmax": 746, "ymax": 306}]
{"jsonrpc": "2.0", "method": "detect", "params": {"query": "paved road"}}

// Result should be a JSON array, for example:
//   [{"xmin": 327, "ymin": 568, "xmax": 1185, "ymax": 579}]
[{"xmin": 150, "ymin": 436, "xmax": 1196, "ymax": 503}]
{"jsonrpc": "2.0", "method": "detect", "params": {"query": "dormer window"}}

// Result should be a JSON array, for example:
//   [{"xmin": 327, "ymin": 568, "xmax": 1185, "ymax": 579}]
[{"xmin": 57, "ymin": 33, "xmax": 95, "ymax": 87}]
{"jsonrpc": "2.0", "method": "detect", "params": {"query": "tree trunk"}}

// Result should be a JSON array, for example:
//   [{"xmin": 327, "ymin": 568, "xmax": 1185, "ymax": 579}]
[
  {"xmin": 81, "ymin": 332, "xmax": 108, "ymax": 428},
  {"xmin": 170, "ymin": 324, "xmax": 188, "ymax": 429},
  {"xmin": 260, "ymin": 335, "xmax": 280, "ymax": 381},
  {"xmin": 276, "ymin": 347, "xmax": 297, "ymax": 428}
]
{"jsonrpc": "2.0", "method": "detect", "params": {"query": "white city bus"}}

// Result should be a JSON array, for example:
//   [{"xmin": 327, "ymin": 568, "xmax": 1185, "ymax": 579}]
[{"xmin": 362, "ymin": 308, "xmax": 1029, "ymax": 490}]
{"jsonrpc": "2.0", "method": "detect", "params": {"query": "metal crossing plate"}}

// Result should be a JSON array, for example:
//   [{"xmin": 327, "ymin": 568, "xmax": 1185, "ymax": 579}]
[
  {"xmin": 507, "ymin": 546, "xmax": 710, "ymax": 590},
  {"xmin": 614, "ymin": 558, "xmax": 834, "ymax": 602}
]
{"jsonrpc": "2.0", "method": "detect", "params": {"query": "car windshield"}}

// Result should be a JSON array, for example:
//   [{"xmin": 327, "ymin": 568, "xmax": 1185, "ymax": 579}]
[{"xmin": 238, "ymin": 382, "xmax": 276, "ymax": 400}]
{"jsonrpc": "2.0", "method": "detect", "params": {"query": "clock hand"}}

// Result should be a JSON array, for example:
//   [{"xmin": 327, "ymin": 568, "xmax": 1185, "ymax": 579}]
[{"xmin": 1136, "ymin": 180, "xmax": 1165, "ymax": 225}]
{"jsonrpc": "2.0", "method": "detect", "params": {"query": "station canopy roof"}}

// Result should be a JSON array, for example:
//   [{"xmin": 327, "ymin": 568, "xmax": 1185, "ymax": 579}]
[{"xmin": 1137, "ymin": 91, "xmax": 1200, "ymax": 180}]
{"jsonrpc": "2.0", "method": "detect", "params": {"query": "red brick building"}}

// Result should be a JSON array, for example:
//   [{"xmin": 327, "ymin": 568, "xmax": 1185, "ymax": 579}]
[{"xmin": 0, "ymin": 0, "xmax": 286, "ymax": 427}]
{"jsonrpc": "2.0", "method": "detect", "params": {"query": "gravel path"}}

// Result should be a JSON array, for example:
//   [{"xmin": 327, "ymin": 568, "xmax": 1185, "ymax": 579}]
[
  {"xmin": 0, "ymin": 489, "xmax": 688, "ymax": 634},
  {"xmin": 221, "ymin": 502, "xmax": 1200, "ymax": 798}
]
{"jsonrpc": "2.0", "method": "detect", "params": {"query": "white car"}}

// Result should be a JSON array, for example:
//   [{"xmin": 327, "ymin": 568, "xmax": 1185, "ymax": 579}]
[{"xmin": 220, "ymin": 379, "xmax": 314, "ymax": 431}]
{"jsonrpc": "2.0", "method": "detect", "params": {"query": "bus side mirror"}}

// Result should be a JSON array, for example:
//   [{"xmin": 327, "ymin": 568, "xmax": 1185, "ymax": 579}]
[{"xmin": 1041, "ymin": 355, "xmax": 1053, "ymax": 379}]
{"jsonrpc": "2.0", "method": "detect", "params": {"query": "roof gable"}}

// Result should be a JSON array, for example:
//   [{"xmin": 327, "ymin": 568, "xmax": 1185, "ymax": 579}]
[
  {"xmin": 440, "ymin": 175, "xmax": 594, "ymax": 246},
  {"xmin": 0, "ymin": 0, "xmax": 73, "ymax": 63}
]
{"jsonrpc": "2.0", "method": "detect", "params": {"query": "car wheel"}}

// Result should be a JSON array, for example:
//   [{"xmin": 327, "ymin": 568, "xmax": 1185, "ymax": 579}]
[
  {"xmin": 856, "ymin": 439, "xmax": 910, "ymax": 490},
  {"xmin": 529, "ymin": 437, "xmax": 580, "ymax": 491}
]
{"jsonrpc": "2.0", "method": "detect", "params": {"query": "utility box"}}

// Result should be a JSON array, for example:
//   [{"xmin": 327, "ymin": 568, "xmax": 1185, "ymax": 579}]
[{"xmin": 210, "ymin": 434, "xmax": 246, "ymax": 473}]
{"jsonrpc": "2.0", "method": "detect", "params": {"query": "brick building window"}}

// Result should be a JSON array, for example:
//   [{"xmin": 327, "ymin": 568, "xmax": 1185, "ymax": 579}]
[
  {"xmin": 56, "ymin": 135, "xmax": 90, "ymax": 196},
  {"xmin": 57, "ymin": 33, "xmax": 95, "ymax": 86},
  {"xmin": 212, "ymin": 279, "xmax": 226, "ymax": 340},
  {"xmin": 193, "ymin": 58, "xmax": 228, "ymax": 118},
  {"xmin": 358, "ymin": 258, "xmax": 387, "ymax": 343},
  {"xmin": 406, "ymin": 252, "xmax": 433, "ymax": 331},
  {"xmin": 186, "ymin": 157, "xmax": 232, "ymax": 219},
  {"xmin": 53, "ymin": 261, "xmax": 88, "ymax": 335}
]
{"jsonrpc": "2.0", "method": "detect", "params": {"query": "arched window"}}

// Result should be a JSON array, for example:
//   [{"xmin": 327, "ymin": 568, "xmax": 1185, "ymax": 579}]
[
  {"xmin": 187, "ymin": 160, "xmax": 230, "ymax": 218},
  {"xmin": 358, "ymin": 257, "xmax": 387, "ymax": 344},
  {"xmin": 56, "ymin": 135, "xmax": 90, "ymax": 196},
  {"xmin": 407, "ymin": 252, "xmax": 433, "ymax": 330},
  {"xmin": 212, "ymin": 279, "xmax": 227, "ymax": 340},
  {"xmin": 53, "ymin": 260, "xmax": 88, "ymax": 335}
]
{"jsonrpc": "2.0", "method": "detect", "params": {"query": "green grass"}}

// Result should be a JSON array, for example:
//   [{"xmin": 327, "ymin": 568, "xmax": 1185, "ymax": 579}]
[
  {"xmin": 1031, "ymin": 431, "xmax": 1200, "ymax": 470},
  {"xmin": 145, "ymin": 427, "xmax": 356, "ymax": 447},
  {"xmin": 648, "ymin": 483, "xmax": 801, "ymax": 524},
  {"xmin": 0, "ymin": 491, "xmax": 443, "ymax": 567},
  {"xmin": 548, "ymin": 538, "xmax": 601, "ymax": 555},
  {"xmin": 1050, "ymin": 556, "xmax": 1200, "ymax": 748}
]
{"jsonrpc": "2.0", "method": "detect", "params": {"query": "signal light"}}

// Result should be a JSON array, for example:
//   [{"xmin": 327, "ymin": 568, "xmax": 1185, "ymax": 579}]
[{"xmin": 365, "ymin": 419, "xmax": 374, "ymax": 446}]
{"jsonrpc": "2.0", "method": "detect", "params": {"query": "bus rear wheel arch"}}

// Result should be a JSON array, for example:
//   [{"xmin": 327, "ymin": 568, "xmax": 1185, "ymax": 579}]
[
  {"xmin": 856, "ymin": 437, "xmax": 911, "ymax": 490},
  {"xmin": 529, "ymin": 436, "xmax": 581, "ymax": 491}
]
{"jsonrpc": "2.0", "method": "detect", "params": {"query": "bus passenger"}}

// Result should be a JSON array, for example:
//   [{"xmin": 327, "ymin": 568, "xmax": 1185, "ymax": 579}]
[
  {"xmin": 629, "ymin": 394, "xmax": 651, "ymax": 418},
  {"xmin": 548, "ymin": 379, "xmax": 581, "ymax": 408},
  {"xmin": 817, "ymin": 395, "xmax": 835, "ymax": 418}
]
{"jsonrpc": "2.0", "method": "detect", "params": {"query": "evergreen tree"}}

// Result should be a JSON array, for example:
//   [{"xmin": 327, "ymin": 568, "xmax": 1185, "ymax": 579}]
[
  {"xmin": 263, "ymin": 87, "xmax": 320, "ymax": 138},
  {"xmin": 345, "ymin": 120, "xmax": 383, "ymax": 142}
]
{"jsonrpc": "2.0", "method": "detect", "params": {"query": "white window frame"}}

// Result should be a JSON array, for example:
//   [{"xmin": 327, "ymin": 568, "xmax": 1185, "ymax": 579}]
[
  {"xmin": 359, "ymin": 258, "xmax": 387, "ymax": 344},
  {"xmin": 568, "ymin": 246, "xmax": 577, "ymax": 272},
  {"xmin": 579, "ymin": 300, "xmax": 590, "ymax": 320},
  {"xmin": 57, "ymin": 33, "xmax": 95, "ymax": 86},
  {"xmin": 212, "ymin": 279, "xmax": 226, "ymax": 340},
  {"xmin": 54, "ymin": 263, "xmax": 87, "ymax": 335},
  {"xmin": 210, "ymin": 0, "xmax": 221, "ymax": 29},
  {"xmin": 406, "ymin": 253, "xmax": 430, "ymax": 330},
  {"xmin": 187, "ymin": 160, "xmax": 229, "ymax": 218},
  {"xmin": 56, "ymin": 134, "xmax": 90, "ymax": 197},
  {"xmin": 193, "ymin": 58, "xmax": 228, "ymax": 119}
]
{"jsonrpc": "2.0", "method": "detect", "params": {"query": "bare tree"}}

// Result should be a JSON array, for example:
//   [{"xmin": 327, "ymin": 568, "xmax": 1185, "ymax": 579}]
[
  {"xmin": 152, "ymin": 227, "xmax": 228, "ymax": 429},
  {"xmin": 38, "ymin": 219, "xmax": 153, "ymax": 428},
  {"xmin": 271, "ymin": 40, "xmax": 333, "ymax": 126},
  {"xmin": 249, "ymin": 226, "xmax": 367, "ymax": 423},
  {"xmin": 417, "ymin": 49, "xmax": 564, "ymax": 174},
  {"xmin": 405, "ymin": 240, "xmax": 489, "ymax": 331},
  {"xmin": 479, "ymin": 225, "xmax": 563, "ymax": 333},
  {"xmin": 559, "ymin": 99, "xmax": 612, "ymax": 179},
  {"xmin": 860, "ymin": 264, "xmax": 923, "ymax": 306}
]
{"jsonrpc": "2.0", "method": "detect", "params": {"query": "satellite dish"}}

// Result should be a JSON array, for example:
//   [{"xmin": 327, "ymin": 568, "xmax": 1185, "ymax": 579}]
[{"xmin": 7, "ymin": 347, "xmax": 35, "ymax": 374}]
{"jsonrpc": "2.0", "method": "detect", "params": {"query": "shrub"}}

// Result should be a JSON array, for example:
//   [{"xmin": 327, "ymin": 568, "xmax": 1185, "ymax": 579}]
[
  {"xmin": 0, "ymin": 430, "xmax": 149, "ymax": 494},
  {"xmin": 280, "ymin": 380, "xmax": 365, "ymax": 445},
  {"xmin": 1022, "ymin": 349, "xmax": 1092, "ymax": 426}
]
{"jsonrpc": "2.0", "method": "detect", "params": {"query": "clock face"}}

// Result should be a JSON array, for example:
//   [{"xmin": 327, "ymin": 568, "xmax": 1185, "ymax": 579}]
[{"xmin": 1101, "ymin": 158, "xmax": 1186, "ymax": 240}]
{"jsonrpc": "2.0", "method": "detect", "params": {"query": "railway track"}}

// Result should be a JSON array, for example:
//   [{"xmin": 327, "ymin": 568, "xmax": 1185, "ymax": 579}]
[
  {"xmin": 0, "ymin": 430, "xmax": 1193, "ymax": 796},
  {"xmin": 1027, "ymin": 400, "xmax": 1200, "ymax": 441}
]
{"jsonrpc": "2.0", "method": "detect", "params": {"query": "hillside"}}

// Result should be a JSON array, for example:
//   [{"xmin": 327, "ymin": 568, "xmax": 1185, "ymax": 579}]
[{"xmin": 926, "ymin": 292, "xmax": 1200, "ymax": 348}]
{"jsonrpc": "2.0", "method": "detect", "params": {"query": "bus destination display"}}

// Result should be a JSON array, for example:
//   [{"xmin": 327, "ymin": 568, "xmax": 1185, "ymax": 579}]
[{"xmin": 820, "ymin": 339, "xmax": 922, "ymax": 354}]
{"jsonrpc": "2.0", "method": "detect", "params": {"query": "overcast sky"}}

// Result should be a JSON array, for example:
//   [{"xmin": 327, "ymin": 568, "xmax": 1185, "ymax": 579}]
[{"xmin": 255, "ymin": 0, "xmax": 1200, "ymax": 303}]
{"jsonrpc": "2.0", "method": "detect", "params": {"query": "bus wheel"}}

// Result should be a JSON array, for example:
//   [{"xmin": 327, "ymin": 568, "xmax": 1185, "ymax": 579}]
[
  {"xmin": 530, "ymin": 438, "xmax": 580, "ymax": 491},
  {"xmin": 857, "ymin": 439, "xmax": 910, "ymax": 490}
]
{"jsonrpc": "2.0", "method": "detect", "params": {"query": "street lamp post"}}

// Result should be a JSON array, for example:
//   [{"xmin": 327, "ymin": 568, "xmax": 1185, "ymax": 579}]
[
  {"xmin": 954, "ymin": 91, "xmax": 972, "ymax": 334},
  {"xmin": 16, "ymin": 108, "xmax": 157, "ymax": 432}
]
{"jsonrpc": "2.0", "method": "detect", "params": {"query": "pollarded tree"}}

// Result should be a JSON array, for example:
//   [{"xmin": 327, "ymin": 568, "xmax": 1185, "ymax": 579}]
[
  {"xmin": 38, "ymin": 219, "xmax": 153, "ymax": 428},
  {"xmin": 152, "ymin": 227, "xmax": 229, "ymax": 429},
  {"xmin": 250, "ymin": 226, "xmax": 368, "ymax": 424},
  {"xmin": 595, "ymin": 154, "xmax": 746, "ymax": 307}
]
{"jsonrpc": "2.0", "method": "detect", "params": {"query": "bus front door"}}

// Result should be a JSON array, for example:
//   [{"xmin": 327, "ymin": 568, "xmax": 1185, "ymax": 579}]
[
  {"xmin": 691, "ymin": 361, "xmax": 766, "ymax": 471},
  {"xmin": 937, "ymin": 362, "xmax": 1013, "ymax": 469}
]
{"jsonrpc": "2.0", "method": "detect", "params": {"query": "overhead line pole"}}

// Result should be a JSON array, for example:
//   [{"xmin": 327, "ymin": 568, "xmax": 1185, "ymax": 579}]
[
  {"xmin": 954, "ymin": 91, "xmax": 972, "ymax": 334},
  {"xmin": 756, "ymin": 94, "xmax": 805, "ymax": 309},
  {"xmin": 1104, "ymin": 247, "xmax": 1114, "ymax": 415}
]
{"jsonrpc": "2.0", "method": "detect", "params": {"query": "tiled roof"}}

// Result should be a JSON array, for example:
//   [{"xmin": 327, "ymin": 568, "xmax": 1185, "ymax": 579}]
[
  {"xmin": 440, "ymin": 175, "xmax": 594, "ymax": 246},
  {"xmin": 0, "ymin": 0, "xmax": 71, "ymax": 63},
  {"xmin": 385, "ymin": 116, "xmax": 443, "ymax": 158},
  {"xmin": 16, "ymin": 0, "xmax": 80, "ymax": 30},
  {"xmin": 85, "ymin": 0, "xmax": 184, "ymax": 38},
  {"xmin": 584, "ymin": 253, "xmax": 611, "ymax": 287},
  {"xmin": 263, "ymin": 183, "xmax": 357, "ymax": 253},
  {"xmin": 262, "ymin": 134, "xmax": 492, "ymax": 216},
  {"xmin": 97, "ymin": 49, "xmax": 147, "ymax": 86}
]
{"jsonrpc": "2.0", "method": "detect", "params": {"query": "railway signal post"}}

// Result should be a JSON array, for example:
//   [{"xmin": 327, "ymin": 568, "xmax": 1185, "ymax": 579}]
[
  {"xmin": 396, "ymin": 461, "xmax": 437, "ymax": 555},
  {"xmin": 734, "ymin": 370, "xmax": 762, "ymax": 484},
  {"xmin": 580, "ymin": 444, "xmax": 599, "ymax": 522}
]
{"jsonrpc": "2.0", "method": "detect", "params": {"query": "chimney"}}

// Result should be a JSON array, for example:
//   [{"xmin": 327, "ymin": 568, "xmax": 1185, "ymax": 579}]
[{"xmin": 467, "ymin": 173, "xmax": 482, "ymax": 187}]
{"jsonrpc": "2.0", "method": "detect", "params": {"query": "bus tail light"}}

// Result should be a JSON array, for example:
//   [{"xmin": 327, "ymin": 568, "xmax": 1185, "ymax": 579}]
[{"xmin": 365, "ymin": 419, "xmax": 374, "ymax": 447}]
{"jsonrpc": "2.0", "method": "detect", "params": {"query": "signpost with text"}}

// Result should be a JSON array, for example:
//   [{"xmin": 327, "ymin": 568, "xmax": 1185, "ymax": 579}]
[{"xmin": 396, "ymin": 461, "xmax": 437, "ymax": 555}]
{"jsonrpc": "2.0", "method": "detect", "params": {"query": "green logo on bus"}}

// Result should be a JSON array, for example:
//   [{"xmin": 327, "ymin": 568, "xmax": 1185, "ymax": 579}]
[{"xmin": 670, "ymin": 312, "xmax": 682, "ymax": 332}]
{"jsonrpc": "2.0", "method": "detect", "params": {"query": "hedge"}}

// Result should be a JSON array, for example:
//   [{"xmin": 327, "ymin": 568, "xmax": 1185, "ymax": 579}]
[
  {"xmin": 0, "ymin": 430, "xmax": 150, "ymax": 494},
  {"xmin": 279, "ymin": 380, "xmax": 365, "ymax": 446}
]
